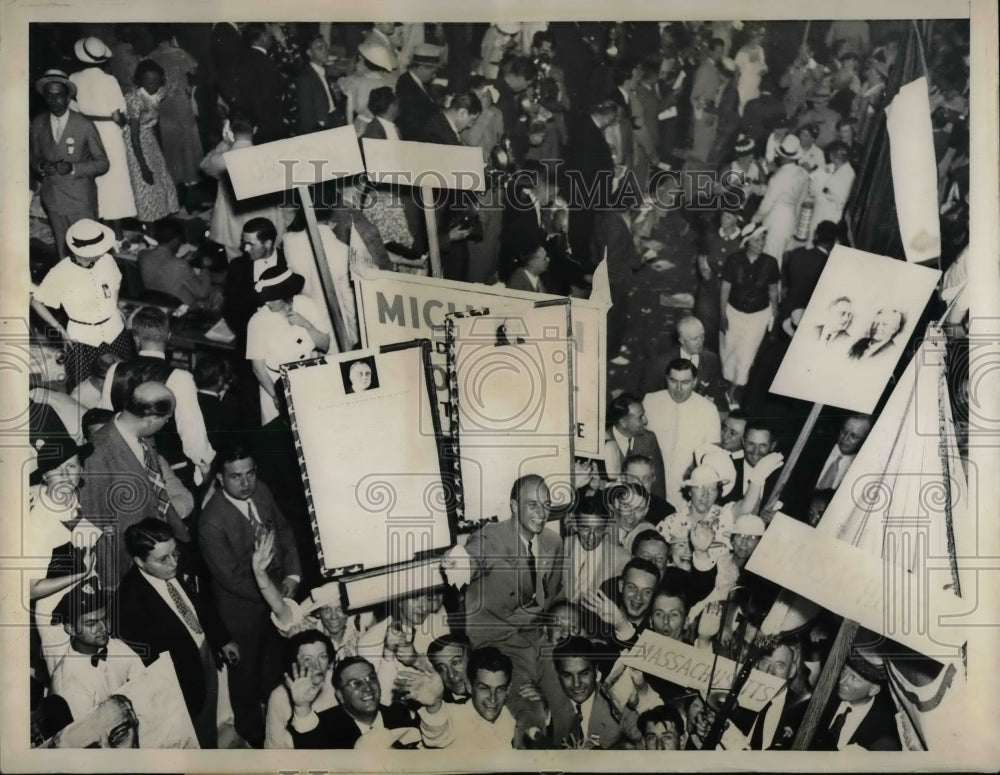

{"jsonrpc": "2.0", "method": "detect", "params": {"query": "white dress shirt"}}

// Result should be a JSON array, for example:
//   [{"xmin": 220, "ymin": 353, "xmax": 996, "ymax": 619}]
[
  {"xmin": 50, "ymin": 111, "xmax": 69, "ymax": 142},
  {"xmin": 831, "ymin": 696, "xmax": 874, "ymax": 749},
  {"xmin": 644, "ymin": 390, "xmax": 722, "ymax": 506},
  {"xmin": 137, "ymin": 567, "xmax": 206, "ymax": 648},
  {"xmin": 375, "ymin": 116, "xmax": 400, "ymax": 139},
  {"xmin": 309, "ymin": 61, "xmax": 335, "ymax": 113},
  {"xmin": 49, "ymin": 638, "xmax": 145, "ymax": 720},
  {"xmin": 816, "ymin": 447, "xmax": 857, "ymax": 491}
]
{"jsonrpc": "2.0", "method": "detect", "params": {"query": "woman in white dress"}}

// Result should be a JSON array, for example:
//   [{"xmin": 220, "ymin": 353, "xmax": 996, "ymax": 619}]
[
  {"xmin": 751, "ymin": 134, "xmax": 810, "ymax": 267},
  {"xmin": 245, "ymin": 266, "xmax": 332, "ymax": 425},
  {"xmin": 69, "ymin": 36, "xmax": 137, "ymax": 234},
  {"xmin": 734, "ymin": 27, "xmax": 767, "ymax": 115}
]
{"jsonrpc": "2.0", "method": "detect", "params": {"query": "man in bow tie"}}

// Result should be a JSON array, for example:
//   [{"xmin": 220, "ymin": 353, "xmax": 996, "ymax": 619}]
[{"xmin": 48, "ymin": 581, "xmax": 145, "ymax": 724}]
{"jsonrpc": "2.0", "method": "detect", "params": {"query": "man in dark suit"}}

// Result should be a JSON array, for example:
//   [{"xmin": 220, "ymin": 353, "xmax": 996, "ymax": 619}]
[
  {"xmin": 743, "ymin": 639, "xmax": 813, "ymax": 750},
  {"xmin": 361, "ymin": 86, "xmax": 400, "ymax": 140},
  {"xmin": 222, "ymin": 217, "xmax": 283, "ymax": 347},
  {"xmin": 563, "ymin": 97, "xmax": 618, "ymax": 267},
  {"xmin": 118, "ymin": 519, "xmax": 239, "ymax": 748},
  {"xmin": 30, "ymin": 70, "xmax": 109, "ymax": 259},
  {"xmin": 810, "ymin": 646, "xmax": 902, "ymax": 751},
  {"xmin": 780, "ymin": 219, "xmax": 838, "ymax": 322},
  {"xmin": 638, "ymin": 316, "xmax": 728, "ymax": 413},
  {"xmin": 285, "ymin": 656, "xmax": 418, "ymax": 748},
  {"xmin": 395, "ymin": 44, "xmax": 442, "ymax": 141},
  {"xmin": 602, "ymin": 393, "xmax": 666, "ymax": 500},
  {"xmin": 296, "ymin": 34, "xmax": 339, "ymax": 134},
  {"xmin": 193, "ymin": 355, "xmax": 243, "ymax": 452},
  {"xmin": 228, "ymin": 24, "xmax": 285, "ymax": 144},
  {"xmin": 442, "ymin": 474, "xmax": 563, "ymax": 731},
  {"xmin": 82, "ymin": 382, "xmax": 194, "ymax": 590},
  {"xmin": 419, "ymin": 92, "xmax": 482, "ymax": 281},
  {"xmin": 547, "ymin": 635, "xmax": 640, "ymax": 748},
  {"xmin": 199, "ymin": 443, "xmax": 301, "ymax": 748}
]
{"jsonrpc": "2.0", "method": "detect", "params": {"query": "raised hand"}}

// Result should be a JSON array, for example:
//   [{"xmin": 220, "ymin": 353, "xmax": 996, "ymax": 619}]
[
  {"xmin": 393, "ymin": 666, "xmax": 444, "ymax": 708},
  {"xmin": 251, "ymin": 531, "xmax": 275, "ymax": 578},
  {"xmin": 284, "ymin": 663, "xmax": 322, "ymax": 712}
]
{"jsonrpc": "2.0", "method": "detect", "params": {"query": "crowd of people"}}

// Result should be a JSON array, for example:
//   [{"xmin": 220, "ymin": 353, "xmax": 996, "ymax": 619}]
[{"xmin": 26, "ymin": 18, "xmax": 971, "ymax": 751}]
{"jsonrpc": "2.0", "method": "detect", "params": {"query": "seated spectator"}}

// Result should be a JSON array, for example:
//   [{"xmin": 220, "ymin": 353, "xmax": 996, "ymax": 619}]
[
  {"xmin": 138, "ymin": 218, "xmax": 223, "ymax": 311},
  {"xmin": 285, "ymin": 656, "xmax": 419, "ymax": 749},
  {"xmin": 265, "ymin": 631, "xmax": 338, "ymax": 749}
]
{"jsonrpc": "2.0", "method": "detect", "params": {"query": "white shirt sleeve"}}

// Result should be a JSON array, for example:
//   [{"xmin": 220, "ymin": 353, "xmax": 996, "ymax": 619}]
[{"xmin": 166, "ymin": 369, "xmax": 215, "ymax": 468}]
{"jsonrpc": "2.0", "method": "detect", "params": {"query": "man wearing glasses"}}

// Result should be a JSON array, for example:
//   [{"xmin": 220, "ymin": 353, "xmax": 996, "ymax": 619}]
[
  {"xmin": 285, "ymin": 656, "xmax": 418, "ymax": 749},
  {"xmin": 118, "ymin": 518, "xmax": 239, "ymax": 748}
]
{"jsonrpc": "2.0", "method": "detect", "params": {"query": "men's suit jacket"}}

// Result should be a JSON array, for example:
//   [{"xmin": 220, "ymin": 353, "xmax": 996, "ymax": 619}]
[
  {"xmin": 420, "ymin": 111, "xmax": 462, "ymax": 146},
  {"xmin": 199, "ymin": 480, "xmax": 301, "ymax": 626},
  {"xmin": 82, "ymin": 420, "xmax": 191, "ymax": 589},
  {"xmin": 463, "ymin": 517, "xmax": 563, "ymax": 647},
  {"xmin": 361, "ymin": 116, "xmax": 389, "ymax": 140},
  {"xmin": 395, "ymin": 71, "xmax": 438, "ymax": 141},
  {"xmin": 505, "ymin": 267, "xmax": 547, "ymax": 294},
  {"xmin": 601, "ymin": 428, "xmax": 667, "ymax": 500},
  {"xmin": 290, "ymin": 701, "xmax": 418, "ymax": 749},
  {"xmin": 549, "ymin": 687, "xmax": 640, "ymax": 749},
  {"xmin": 638, "ymin": 347, "xmax": 728, "ymax": 413},
  {"xmin": 117, "ymin": 566, "xmax": 230, "ymax": 714},
  {"xmin": 29, "ymin": 110, "xmax": 109, "ymax": 216},
  {"xmin": 230, "ymin": 48, "xmax": 285, "ymax": 143},
  {"xmin": 563, "ymin": 112, "xmax": 615, "ymax": 209},
  {"xmin": 811, "ymin": 691, "xmax": 902, "ymax": 751},
  {"xmin": 295, "ymin": 64, "xmax": 336, "ymax": 134}
]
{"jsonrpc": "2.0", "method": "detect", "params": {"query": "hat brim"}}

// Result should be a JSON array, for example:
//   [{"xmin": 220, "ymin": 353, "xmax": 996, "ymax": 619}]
[
  {"xmin": 257, "ymin": 274, "xmax": 305, "ymax": 301},
  {"xmin": 66, "ymin": 222, "xmax": 116, "ymax": 258},
  {"xmin": 36, "ymin": 76, "xmax": 78, "ymax": 99},
  {"xmin": 74, "ymin": 39, "xmax": 111, "ymax": 64},
  {"xmin": 412, "ymin": 56, "xmax": 440, "ymax": 66}
]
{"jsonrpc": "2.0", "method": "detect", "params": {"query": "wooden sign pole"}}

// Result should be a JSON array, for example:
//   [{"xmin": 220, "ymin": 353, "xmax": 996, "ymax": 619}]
[
  {"xmin": 791, "ymin": 617, "xmax": 860, "ymax": 749},
  {"xmin": 297, "ymin": 184, "xmax": 351, "ymax": 353},
  {"xmin": 762, "ymin": 401, "xmax": 824, "ymax": 516},
  {"xmin": 420, "ymin": 185, "xmax": 443, "ymax": 278}
]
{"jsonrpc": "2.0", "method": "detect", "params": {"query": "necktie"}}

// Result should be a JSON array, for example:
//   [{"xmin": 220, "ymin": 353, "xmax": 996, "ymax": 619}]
[
  {"xmin": 53, "ymin": 114, "xmax": 66, "ymax": 143},
  {"xmin": 570, "ymin": 701, "xmax": 584, "ymax": 743},
  {"xmin": 750, "ymin": 700, "xmax": 772, "ymax": 750},
  {"xmin": 166, "ymin": 579, "xmax": 204, "ymax": 635},
  {"xmin": 90, "ymin": 647, "xmax": 108, "ymax": 667},
  {"xmin": 626, "ymin": 436, "xmax": 634, "ymax": 456},
  {"xmin": 140, "ymin": 438, "xmax": 171, "ymax": 520},
  {"xmin": 526, "ymin": 539, "xmax": 537, "ymax": 599},
  {"xmin": 828, "ymin": 705, "xmax": 852, "ymax": 747},
  {"xmin": 247, "ymin": 501, "xmax": 267, "ymax": 540},
  {"xmin": 817, "ymin": 453, "xmax": 842, "ymax": 490}
]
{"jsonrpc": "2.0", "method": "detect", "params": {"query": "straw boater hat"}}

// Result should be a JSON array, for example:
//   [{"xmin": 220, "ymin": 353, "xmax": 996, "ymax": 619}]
[
  {"xmin": 495, "ymin": 22, "xmax": 522, "ymax": 35},
  {"xmin": 35, "ymin": 69, "xmax": 77, "ymax": 98},
  {"xmin": 65, "ymin": 218, "xmax": 116, "ymax": 259},
  {"xmin": 734, "ymin": 133, "xmax": 756, "ymax": 155},
  {"xmin": 301, "ymin": 581, "xmax": 344, "ymax": 616},
  {"xmin": 358, "ymin": 34, "xmax": 398, "ymax": 72},
  {"xmin": 254, "ymin": 266, "xmax": 305, "ymax": 301},
  {"xmin": 775, "ymin": 134, "xmax": 802, "ymax": 159},
  {"xmin": 411, "ymin": 43, "xmax": 443, "ymax": 66},
  {"xmin": 739, "ymin": 220, "xmax": 768, "ymax": 247},
  {"xmin": 74, "ymin": 36, "xmax": 112, "ymax": 65},
  {"xmin": 728, "ymin": 514, "xmax": 766, "ymax": 537},
  {"xmin": 845, "ymin": 643, "xmax": 889, "ymax": 684}
]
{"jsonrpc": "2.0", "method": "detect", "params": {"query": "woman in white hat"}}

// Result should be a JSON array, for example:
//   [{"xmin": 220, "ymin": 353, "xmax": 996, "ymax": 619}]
[
  {"xmin": 480, "ymin": 22, "xmax": 522, "ymax": 80},
  {"xmin": 750, "ymin": 133, "xmax": 810, "ymax": 265},
  {"xmin": 69, "ymin": 36, "xmax": 137, "ymax": 232},
  {"xmin": 245, "ymin": 266, "xmax": 331, "ymax": 425},
  {"xmin": 340, "ymin": 33, "xmax": 399, "ymax": 135},
  {"xmin": 30, "ymin": 218, "xmax": 134, "ymax": 392}
]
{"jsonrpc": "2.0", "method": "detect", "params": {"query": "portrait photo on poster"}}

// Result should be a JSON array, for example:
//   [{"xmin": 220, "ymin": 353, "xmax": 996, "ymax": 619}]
[
  {"xmin": 340, "ymin": 354, "xmax": 380, "ymax": 394},
  {"xmin": 769, "ymin": 245, "xmax": 941, "ymax": 413}
]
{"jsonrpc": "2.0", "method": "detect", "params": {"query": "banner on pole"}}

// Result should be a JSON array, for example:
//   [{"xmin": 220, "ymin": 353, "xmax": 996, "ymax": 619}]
[{"xmin": 224, "ymin": 126, "xmax": 365, "ymax": 200}]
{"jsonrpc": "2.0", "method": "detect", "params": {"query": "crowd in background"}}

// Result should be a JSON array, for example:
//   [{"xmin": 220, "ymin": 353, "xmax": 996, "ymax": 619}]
[{"xmin": 26, "ymin": 18, "xmax": 971, "ymax": 751}]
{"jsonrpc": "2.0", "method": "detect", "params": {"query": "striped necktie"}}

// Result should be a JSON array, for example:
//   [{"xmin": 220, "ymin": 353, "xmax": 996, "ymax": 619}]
[{"xmin": 139, "ymin": 438, "xmax": 171, "ymax": 520}]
